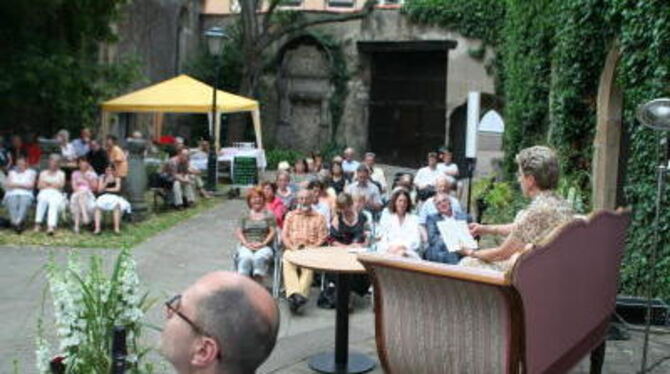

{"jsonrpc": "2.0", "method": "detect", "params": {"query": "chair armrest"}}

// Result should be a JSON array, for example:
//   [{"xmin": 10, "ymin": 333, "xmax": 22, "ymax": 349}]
[{"xmin": 357, "ymin": 253, "xmax": 511, "ymax": 286}]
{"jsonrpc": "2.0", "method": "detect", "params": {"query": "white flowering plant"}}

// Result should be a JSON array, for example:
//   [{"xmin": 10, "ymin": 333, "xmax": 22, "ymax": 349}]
[{"xmin": 36, "ymin": 248, "xmax": 156, "ymax": 373}]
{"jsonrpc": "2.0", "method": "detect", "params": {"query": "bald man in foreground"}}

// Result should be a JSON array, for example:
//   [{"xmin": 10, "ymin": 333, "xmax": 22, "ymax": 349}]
[{"xmin": 160, "ymin": 271, "xmax": 280, "ymax": 374}]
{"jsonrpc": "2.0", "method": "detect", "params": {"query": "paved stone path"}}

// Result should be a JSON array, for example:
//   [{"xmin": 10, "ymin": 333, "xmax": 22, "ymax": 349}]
[{"xmin": 2, "ymin": 191, "xmax": 669, "ymax": 373}]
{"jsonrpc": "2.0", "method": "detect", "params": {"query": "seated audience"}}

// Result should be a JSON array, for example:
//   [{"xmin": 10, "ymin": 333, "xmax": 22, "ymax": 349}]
[
  {"xmin": 86, "ymin": 139, "xmax": 109, "ymax": 175},
  {"xmin": 94, "ymin": 165, "xmax": 131, "ymax": 235},
  {"xmin": 308, "ymin": 180, "xmax": 333, "ymax": 229},
  {"xmin": 72, "ymin": 128, "xmax": 92, "ymax": 158},
  {"xmin": 23, "ymin": 133, "xmax": 42, "ymax": 167},
  {"xmin": 2, "ymin": 156, "xmax": 36, "ymax": 233},
  {"xmin": 364, "ymin": 152, "xmax": 387, "ymax": 193},
  {"xmin": 105, "ymin": 135, "xmax": 128, "ymax": 179},
  {"xmin": 282, "ymin": 189, "xmax": 328, "ymax": 313},
  {"xmin": 70, "ymin": 158, "xmax": 98, "ymax": 233},
  {"xmin": 377, "ymin": 188, "xmax": 422, "ymax": 259},
  {"xmin": 330, "ymin": 192, "xmax": 368, "ymax": 248},
  {"xmin": 328, "ymin": 161, "xmax": 347, "ymax": 195},
  {"xmin": 437, "ymin": 146, "xmax": 459, "ymax": 184},
  {"xmin": 34, "ymin": 154, "xmax": 66, "ymax": 235},
  {"xmin": 418, "ymin": 176, "xmax": 464, "ymax": 225},
  {"xmin": 235, "ymin": 187, "xmax": 277, "ymax": 283},
  {"xmin": 163, "ymin": 148, "xmax": 196, "ymax": 209},
  {"xmin": 261, "ymin": 181, "xmax": 286, "ymax": 228},
  {"xmin": 56, "ymin": 129, "xmax": 76, "ymax": 165},
  {"xmin": 312, "ymin": 152, "xmax": 324, "ymax": 173},
  {"xmin": 275, "ymin": 171, "xmax": 296, "ymax": 210},
  {"xmin": 160, "ymin": 271, "xmax": 279, "ymax": 374},
  {"xmin": 394, "ymin": 173, "xmax": 417, "ymax": 206},
  {"xmin": 414, "ymin": 152, "xmax": 442, "ymax": 201},
  {"xmin": 460, "ymin": 146, "xmax": 574, "ymax": 272},
  {"xmin": 319, "ymin": 192, "xmax": 370, "ymax": 309},
  {"xmin": 341, "ymin": 147, "xmax": 360, "ymax": 180},
  {"xmin": 188, "ymin": 163, "xmax": 212, "ymax": 199},
  {"xmin": 352, "ymin": 192, "xmax": 374, "ymax": 238},
  {"xmin": 345, "ymin": 165, "xmax": 383, "ymax": 212},
  {"xmin": 291, "ymin": 159, "xmax": 311, "ymax": 188},
  {"xmin": 424, "ymin": 193, "xmax": 469, "ymax": 264}
]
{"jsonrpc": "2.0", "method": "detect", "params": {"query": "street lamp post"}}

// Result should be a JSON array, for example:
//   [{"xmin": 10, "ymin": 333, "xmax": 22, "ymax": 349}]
[{"xmin": 204, "ymin": 26, "xmax": 227, "ymax": 192}]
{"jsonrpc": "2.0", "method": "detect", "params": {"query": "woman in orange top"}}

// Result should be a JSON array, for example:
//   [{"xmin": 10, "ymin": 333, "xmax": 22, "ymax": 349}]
[{"xmin": 105, "ymin": 135, "xmax": 128, "ymax": 178}]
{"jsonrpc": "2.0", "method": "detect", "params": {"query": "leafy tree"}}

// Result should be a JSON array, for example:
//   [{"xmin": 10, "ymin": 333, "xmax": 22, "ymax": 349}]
[
  {"xmin": 0, "ymin": 0, "xmax": 140, "ymax": 136},
  {"xmin": 220, "ymin": 0, "xmax": 376, "ymax": 142}
]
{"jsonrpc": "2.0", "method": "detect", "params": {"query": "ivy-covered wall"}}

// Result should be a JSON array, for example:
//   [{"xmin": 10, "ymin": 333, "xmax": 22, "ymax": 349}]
[{"xmin": 405, "ymin": 0, "xmax": 670, "ymax": 300}]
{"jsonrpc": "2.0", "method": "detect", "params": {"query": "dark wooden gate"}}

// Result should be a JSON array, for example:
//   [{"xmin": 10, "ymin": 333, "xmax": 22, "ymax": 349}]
[{"xmin": 360, "ymin": 41, "xmax": 455, "ymax": 168}]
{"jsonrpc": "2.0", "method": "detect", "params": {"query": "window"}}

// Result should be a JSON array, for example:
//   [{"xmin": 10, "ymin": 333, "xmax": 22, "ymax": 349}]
[{"xmin": 328, "ymin": 0, "xmax": 355, "ymax": 8}]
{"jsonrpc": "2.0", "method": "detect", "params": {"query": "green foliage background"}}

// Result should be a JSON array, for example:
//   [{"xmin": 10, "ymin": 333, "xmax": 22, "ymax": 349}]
[
  {"xmin": 0, "ymin": 0, "xmax": 142, "ymax": 136},
  {"xmin": 405, "ymin": 0, "xmax": 670, "ymax": 300}
]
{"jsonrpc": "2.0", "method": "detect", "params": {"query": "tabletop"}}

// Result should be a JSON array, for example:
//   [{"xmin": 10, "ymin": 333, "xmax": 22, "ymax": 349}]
[{"xmin": 283, "ymin": 246, "xmax": 369, "ymax": 274}]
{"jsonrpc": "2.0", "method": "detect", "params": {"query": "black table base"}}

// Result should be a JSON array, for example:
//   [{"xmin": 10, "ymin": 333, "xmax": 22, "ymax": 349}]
[
  {"xmin": 307, "ymin": 273, "xmax": 376, "ymax": 374},
  {"xmin": 308, "ymin": 352, "xmax": 375, "ymax": 374}
]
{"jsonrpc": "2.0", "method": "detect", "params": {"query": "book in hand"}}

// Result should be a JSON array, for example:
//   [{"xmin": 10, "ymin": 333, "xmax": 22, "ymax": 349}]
[{"xmin": 436, "ymin": 218, "xmax": 479, "ymax": 252}]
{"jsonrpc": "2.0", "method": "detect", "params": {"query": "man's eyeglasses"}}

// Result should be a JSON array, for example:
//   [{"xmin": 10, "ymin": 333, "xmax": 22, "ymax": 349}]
[
  {"xmin": 165, "ymin": 294, "xmax": 208, "ymax": 336},
  {"xmin": 165, "ymin": 295, "xmax": 221, "ymax": 359}
]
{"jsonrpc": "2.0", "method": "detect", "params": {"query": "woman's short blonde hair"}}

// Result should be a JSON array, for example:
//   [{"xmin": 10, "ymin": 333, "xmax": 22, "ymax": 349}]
[
  {"xmin": 515, "ymin": 145, "xmax": 559, "ymax": 190},
  {"xmin": 335, "ymin": 192, "xmax": 353, "ymax": 213}
]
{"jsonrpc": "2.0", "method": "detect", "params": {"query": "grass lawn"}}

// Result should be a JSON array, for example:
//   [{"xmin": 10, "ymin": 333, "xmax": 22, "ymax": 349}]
[{"xmin": 0, "ymin": 191, "xmax": 227, "ymax": 249}]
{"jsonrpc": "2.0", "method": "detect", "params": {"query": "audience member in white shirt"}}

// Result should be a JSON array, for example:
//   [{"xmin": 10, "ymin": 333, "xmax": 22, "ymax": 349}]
[
  {"xmin": 414, "ymin": 152, "xmax": 442, "ymax": 200},
  {"xmin": 345, "ymin": 165, "xmax": 383, "ymax": 212},
  {"xmin": 377, "ymin": 189, "xmax": 422, "ymax": 259},
  {"xmin": 364, "ymin": 152, "xmax": 387, "ymax": 193},
  {"xmin": 56, "ymin": 129, "xmax": 77, "ymax": 164},
  {"xmin": 341, "ymin": 147, "xmax": 360, "ymax": 179},
  {"xmin": 3, "ymin": 156, "xmax": 36, "ymax": 233},
  {"xmin": 437, "ymin": 147, "xmax": 459, "ymax": 184},
  {"xmin": 309, "ymin": 180, "xmax": 333, "ymax": 229}
]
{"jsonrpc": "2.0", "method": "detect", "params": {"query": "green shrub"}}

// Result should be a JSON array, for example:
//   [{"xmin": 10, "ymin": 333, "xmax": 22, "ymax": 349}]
[{"xmin": 265, "ymin": 148, "xmax": 306, "ymax": 170}]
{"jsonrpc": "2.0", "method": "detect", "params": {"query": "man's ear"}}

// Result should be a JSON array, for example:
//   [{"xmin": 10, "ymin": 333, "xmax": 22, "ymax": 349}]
[{"xmin": 191, "ymin": 336, "xmax": 220, "ymax": 367}]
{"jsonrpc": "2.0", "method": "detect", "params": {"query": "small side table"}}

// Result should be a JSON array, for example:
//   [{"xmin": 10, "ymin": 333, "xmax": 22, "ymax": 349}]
[{"xmin": 284, "ymin": 247, "xmax": 376, "ymax": 374}]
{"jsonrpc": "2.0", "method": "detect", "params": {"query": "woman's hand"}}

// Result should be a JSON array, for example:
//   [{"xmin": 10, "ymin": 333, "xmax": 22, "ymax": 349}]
[
  {"xmin": 462, "ymin": 248, "xmax": 479, "ymax": 258},
  {"xmin": 468, "ymin": 223, "xmax": 488, "ymax": 237}
]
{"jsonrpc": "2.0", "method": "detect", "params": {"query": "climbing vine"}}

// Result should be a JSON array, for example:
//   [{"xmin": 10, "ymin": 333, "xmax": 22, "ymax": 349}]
[
  {"xmin": 306, "ymin": 32, "xmax": 350, "ymax": 141},
  {"xmin": 404, "ymin": 0, "xmax": 670, "ymax": 300}
]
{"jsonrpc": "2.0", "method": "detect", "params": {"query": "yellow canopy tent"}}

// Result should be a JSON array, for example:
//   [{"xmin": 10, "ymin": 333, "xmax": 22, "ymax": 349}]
[{"xmin": 100, "ymin": 74, "xmax": 263, "ymax": 150}]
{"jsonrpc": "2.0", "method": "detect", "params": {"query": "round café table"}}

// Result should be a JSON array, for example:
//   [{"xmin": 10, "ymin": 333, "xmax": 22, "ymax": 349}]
[{"xmin": 283, "ymin": 247, "xmax": 376, "ymax": 374}]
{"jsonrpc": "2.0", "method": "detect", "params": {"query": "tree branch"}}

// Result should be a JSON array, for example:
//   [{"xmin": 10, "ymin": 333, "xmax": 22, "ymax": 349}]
[
  {"xmin": 259, "ymin": 0, "xmax": 376, "ymax": 49},
  {"xmin": 262, "ymin": 0, "xmax": 284, "ymax": 30}
]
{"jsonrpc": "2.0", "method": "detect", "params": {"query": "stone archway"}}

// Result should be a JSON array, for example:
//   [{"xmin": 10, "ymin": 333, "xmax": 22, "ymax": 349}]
[
  {"xmin": 275, "ymin": 36, "xmax": 333, "ymax": 152},
  {"xmin": 592, "ymin": 46, "xmax": 624, "ymax": 210}
]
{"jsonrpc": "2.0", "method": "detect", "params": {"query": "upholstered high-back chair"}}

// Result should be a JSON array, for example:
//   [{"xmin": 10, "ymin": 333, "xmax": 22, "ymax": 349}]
[{"xmin": 358, "ymin": 209, "xmax": 629, "ymax": 374}]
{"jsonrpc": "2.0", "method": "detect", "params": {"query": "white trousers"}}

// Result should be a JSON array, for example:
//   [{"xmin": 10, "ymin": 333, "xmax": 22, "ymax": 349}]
[{"xmin": 35, "ymin": 189, "xmax": 65, "ymax": 228}]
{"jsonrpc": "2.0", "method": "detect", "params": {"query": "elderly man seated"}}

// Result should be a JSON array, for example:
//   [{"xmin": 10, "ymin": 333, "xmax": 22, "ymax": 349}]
[
  {"xmin": 418, "ymin": 176, "xmax": 465, "ymax": 226},
  {"xmin": 345, "ymin": 165, "xmax": 383, "ymax": 213},
  {"xmin": 160, "ymin": 271, "xmax": 279, "ymax": 374},
  {"xmin": 424, "ymin": 192, "xmax": 469, "ymax": 264},
  {"xmin": 281, "ymin": 189, "xmax": 328, "ymax": 313},
  {"xmin": 162, "ymin": 148, "xmax": 196, "ymax": 209},
  {"xmin": 341, "ymin": 147, "xmax": 360, "ymax": 180}
]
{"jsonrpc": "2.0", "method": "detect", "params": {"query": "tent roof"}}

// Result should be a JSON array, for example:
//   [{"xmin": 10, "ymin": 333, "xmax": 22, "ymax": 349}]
[{"xmin": 101, "ymin": 74, "xmax": 259, "ymax": 113}]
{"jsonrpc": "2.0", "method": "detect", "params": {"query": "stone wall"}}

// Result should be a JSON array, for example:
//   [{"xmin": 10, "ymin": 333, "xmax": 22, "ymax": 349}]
[
  {"xmin": 103, "ymin": 0, "xmax": 202, "ymax": 140},
  {"xmin": 205, "ymin": 9, "xmax": 496, "ymax": 154}
]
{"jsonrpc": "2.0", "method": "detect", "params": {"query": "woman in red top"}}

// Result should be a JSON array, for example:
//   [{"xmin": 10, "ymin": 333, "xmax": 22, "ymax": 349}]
[{"xmin": 261, "ymin": 181, "xmax": 286, "ymax": 228}]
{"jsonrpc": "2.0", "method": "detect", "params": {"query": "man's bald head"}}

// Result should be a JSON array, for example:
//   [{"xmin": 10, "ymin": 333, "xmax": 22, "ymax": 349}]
[{"xmin": 192, "ymin": 272, "xmax": 279, "ymax": 374}]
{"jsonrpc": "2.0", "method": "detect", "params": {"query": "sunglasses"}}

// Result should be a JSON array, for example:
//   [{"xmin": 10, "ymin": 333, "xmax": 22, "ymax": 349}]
[{"xmin": 165, "ymin": 294, "xmax": 221, "ymax": 359}]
